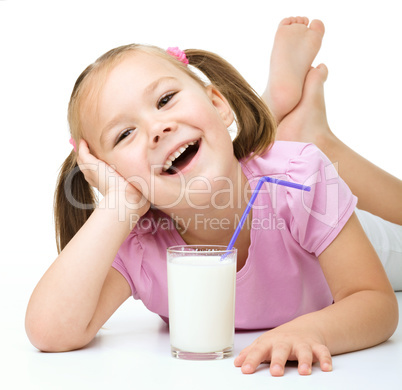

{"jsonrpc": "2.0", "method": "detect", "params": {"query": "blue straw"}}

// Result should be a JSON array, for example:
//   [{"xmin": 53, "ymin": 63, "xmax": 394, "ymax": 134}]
[{"xmin": 225, "ymin": 176, "xmax": 311, "ymax": 253}]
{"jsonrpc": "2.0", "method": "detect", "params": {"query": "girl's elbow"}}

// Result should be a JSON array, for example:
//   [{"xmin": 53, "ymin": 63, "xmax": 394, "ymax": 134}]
[
  {"xmin": 387, "ymin": 292, "xmax": 399, "ymax": 339},
  {"xmin": 25, "ymin": 314, "xmax": 91, "ymax": 352},
  {"xmin": 378, "ymin": 290, "xmax": 400, "ymax": 343}
]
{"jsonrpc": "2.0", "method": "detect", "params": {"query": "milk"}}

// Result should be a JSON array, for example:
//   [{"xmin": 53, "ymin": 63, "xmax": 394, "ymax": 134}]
[{"xmin": 167, "ymin": 255, "xmax": 236, "ymax": 355}]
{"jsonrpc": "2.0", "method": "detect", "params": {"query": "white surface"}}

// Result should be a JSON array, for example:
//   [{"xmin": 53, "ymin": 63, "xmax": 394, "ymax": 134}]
[
  {"xmin": 2, "ymin": 291, "xmax": 402, "ymax": 390},
  {"xmin": 1, "ymin": 1, "xmax": 402, "ymax": 389}
]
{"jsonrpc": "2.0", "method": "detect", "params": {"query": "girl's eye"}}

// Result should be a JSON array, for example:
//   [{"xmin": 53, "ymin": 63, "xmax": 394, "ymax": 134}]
[
  {"xmin": 158, "ymin": 92, "xmax": 176, "ymax": 109},
  {"xmin": 116, "ymin": 128, "xmax": 135, "ymax": 145}
]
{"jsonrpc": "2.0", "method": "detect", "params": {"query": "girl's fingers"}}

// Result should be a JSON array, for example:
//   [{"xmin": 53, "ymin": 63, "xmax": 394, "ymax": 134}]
[
  {"xmin": 268, "ymin": 343, "xmax": 292, "ymax": 376},
  {"xmin": 294, "ymin": 343, "xmax": 313, "ymax": 375},
  {"xmin": 313, "ymin": 344, "xmax": 333, "ymax": 372},
  {"xmin": 76, "ymin": 138, "xmax": 87, "ymax": 161},
  {"xmin": 77, "ymin": 139, "xmax": 97, "ymax": 165},
  {"xmin": 76, "ymin": 139, "xmax": 117, "ymax": 194},
  {"xmin": 73, "ymin": 139, "xmax": 150, "ymax": 216},
  {"xmin": 234, "ymin": 348, "xmax": 250, "ymax": 367},
  {"xmin": 239, "ymin": 342, "xmax": 272, "ymax": 374},
  {"xmin": 235, "ymin": 339, "xmax": 332, "ymax": 376}
]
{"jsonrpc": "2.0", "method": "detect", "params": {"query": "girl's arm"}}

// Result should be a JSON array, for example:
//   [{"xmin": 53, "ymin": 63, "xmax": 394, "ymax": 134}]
[
  {"xmin": 234, "ymin": 212, "xmax": 399, "ymax": 376},
  {"xmin": 25, "ymin": 141, "xmax": 149, "ymax": 352}
]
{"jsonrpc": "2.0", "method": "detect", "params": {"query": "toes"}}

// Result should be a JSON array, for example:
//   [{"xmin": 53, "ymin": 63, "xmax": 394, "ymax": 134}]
[
  {"xmin": 279, "ymin": 17, "xmax": 324, "ymax": 33},
  {"xmin": 315, "ymin": 63, "xmax": 329, "ymax": 81},
  {"xmin": 296, "ymin": 16, "xmax": 309, "ymax": 25},
  {"xmin": 279, "ymin": 16, "xmax": 309, "ymax": 26},
  {"xmin": 298, "ymin": 65, "xmax": 328, "ymax": 108},
  {"xmin": 305, "ymin": 64, "xmax": 328, "ymax": 85},
  {"xmin": 279, "ymin": 17, "xmax": 293, "ymax": 26},
  {"xmin": 309, "ymin": 19, "xmax": 325, "ymax": 36}
]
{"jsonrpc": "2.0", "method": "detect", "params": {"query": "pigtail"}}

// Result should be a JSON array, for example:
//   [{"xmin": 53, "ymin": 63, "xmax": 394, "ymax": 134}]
[
  {"xmin": 185, "ymin": 49, "xmax": 276, "ymax": 160},
  {"xmin": 54, "ymin": 151, "xmax": 97, "ymax": 253}
]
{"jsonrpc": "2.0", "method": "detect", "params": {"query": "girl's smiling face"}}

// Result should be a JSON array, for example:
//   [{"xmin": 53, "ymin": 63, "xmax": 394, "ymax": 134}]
[{"xmin": 80, "ymin": 51, "xmax": 237, "ymax": 212}]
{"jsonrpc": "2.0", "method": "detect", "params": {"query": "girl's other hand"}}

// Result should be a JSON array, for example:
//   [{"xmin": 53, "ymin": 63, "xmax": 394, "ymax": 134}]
[
  {"xmin": 234, "ymin": 325, "xmax": 333, "ymax": 376},
  {"xmin": 77, "ymin": 139, "xmax": 150, "ymax": 217}
]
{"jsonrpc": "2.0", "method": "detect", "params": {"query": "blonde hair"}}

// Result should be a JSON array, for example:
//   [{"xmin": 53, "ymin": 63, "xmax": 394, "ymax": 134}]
[{"xmin": 54, "ymin": 44, "xmax": 276, "ymax": 252}]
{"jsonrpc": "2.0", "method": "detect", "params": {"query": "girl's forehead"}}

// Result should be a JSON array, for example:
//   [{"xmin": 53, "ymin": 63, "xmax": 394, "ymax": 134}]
[
  {"xmin": 84, "ymin": 51, "xmax": 189, "ymax": 111},
  {"xmin": 82, "ymin": 52, "xmax": 175, "ymax": 108},
  {"xmin": 106, "ymin": 51, "xmax": 185, "ymax": 84},
  {"xmin": 84, "ymin": 51, "xmax": 183, "ymax": 104}
]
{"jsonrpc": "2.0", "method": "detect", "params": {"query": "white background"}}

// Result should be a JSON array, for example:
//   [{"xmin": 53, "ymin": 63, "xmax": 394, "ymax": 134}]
[{"xmin": 0, "ymin": 1, "xmax": 401, "ymax": 386}]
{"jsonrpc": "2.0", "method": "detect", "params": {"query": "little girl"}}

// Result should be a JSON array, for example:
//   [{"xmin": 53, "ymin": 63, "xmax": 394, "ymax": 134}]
[{"xmin": 26, "ymin": 17, "xmax": 400, "ymax": 377}]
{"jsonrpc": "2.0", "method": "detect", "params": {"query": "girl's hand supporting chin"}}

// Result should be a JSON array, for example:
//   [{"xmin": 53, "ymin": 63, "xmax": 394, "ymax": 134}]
[{"xmin": 77, "ymin": 139, "xmax": 150, "ymax": 219}]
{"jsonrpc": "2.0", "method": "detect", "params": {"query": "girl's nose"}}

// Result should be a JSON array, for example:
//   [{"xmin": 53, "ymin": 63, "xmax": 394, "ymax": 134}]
[
  {"xmin": 149, "ymin": 119, "xmax": 177, "ymax": 146},
  {"xmin": 152, "ymin": 127, "xmax": 171, "ymax": 144}
]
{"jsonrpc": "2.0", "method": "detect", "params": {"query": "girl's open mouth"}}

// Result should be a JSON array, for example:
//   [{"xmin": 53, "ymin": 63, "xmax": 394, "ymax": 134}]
[{"xmin": 162, "ymin": 139, "xmax": 201, "ymax": 175}]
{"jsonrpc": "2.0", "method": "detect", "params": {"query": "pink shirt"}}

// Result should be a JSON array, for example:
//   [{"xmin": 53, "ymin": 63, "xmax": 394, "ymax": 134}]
[{"xmin": 112, "ymin": 141, "xmax": 357, "ymax": 330}]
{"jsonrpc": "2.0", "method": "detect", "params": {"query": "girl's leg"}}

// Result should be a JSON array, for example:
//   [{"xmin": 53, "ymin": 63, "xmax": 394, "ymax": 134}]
[{"xmin": 263, "ymin": 19, "xmax": 402, "ymax": 225}]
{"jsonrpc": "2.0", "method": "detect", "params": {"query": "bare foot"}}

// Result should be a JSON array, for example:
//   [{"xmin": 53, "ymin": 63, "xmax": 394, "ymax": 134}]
[
  {"xmin": 262, "ymin": 17, "xmax": 325, "ymax": 123},
  {"xmin": 276, "ymin": 63, "xmax": 334, "ymax": 148}
]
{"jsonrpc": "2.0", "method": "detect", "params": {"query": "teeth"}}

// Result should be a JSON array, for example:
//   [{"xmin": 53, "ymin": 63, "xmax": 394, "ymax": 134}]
[{"xmin": 162, "ymin": 141, "xmax": 197, "ymax": 172}]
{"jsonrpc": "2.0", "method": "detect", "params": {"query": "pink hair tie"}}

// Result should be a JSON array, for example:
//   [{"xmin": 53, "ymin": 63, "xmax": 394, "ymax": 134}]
[
  {"xmin": 166, "ymin": 47, "xmax": 189, "ymax": 65},
  {"xmin": 69, "ymin": 137, "xmax": 77, "ymax": 152}
]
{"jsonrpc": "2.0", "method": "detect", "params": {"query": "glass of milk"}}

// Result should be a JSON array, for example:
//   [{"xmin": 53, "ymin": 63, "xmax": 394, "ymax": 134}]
[{"xmin": 167, "ymin": 245, "xmax": 237, "ymax": 360}]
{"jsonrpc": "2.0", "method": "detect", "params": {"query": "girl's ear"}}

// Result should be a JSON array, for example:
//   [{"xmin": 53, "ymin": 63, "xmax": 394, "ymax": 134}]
[{"xmin": 206, "ymin": 85, "xmax": 234, "ymax": 127}]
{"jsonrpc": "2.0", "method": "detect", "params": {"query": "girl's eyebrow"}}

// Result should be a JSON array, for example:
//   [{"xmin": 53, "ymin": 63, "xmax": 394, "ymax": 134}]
[
  {"xmin": 144, "ymin": 76, "xmax": 178, "ymax": 96},
  {"xmin": 100, "ymin": 76, "xmax": 178, "ymax": 145}
]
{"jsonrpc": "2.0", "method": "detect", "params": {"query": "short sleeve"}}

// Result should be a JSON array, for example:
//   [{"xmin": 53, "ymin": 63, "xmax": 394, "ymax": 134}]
[
  {"xmin": 111, "ymin": 233, "xmax": 142, "ymax": 299},
  {"xmin": 285, "ymin": 143, "xmax": 357, "ymax": 256}
]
